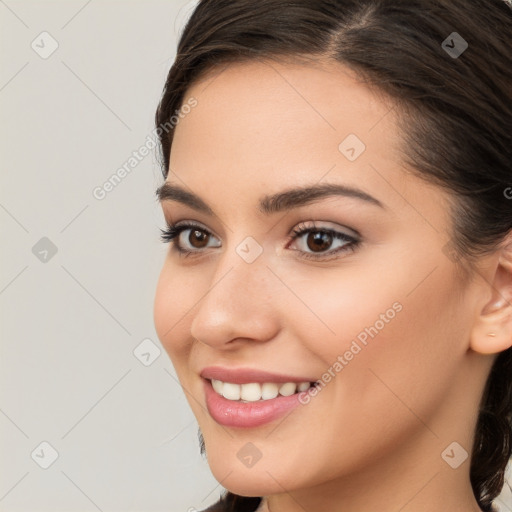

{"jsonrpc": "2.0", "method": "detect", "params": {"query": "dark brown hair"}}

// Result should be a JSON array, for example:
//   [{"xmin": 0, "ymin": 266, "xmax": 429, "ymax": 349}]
[{"xmin": 154, "ymin": 1, "xmax": 512, "ymax": 510}]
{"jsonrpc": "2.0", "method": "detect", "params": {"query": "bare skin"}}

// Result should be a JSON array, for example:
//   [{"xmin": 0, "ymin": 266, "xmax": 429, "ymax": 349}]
[{"xmin": 153, "ymin": 58, "xmax": 512, "ymax": 512}]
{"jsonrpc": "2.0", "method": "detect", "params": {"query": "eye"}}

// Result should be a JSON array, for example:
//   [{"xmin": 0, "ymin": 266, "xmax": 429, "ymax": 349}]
[
  {"xmin": 160, "ymin": 220, "xmax": 360, "ymax": 261},
  {"xmin": 160, "ymin": 221, "xmax": 221, "ymax": 255},
  {"xmin": 287, "ymin": 221, "xmax": 360, "ymax": 261}
]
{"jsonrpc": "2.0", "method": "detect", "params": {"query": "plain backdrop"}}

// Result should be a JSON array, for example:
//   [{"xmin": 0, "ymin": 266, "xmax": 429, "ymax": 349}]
[
  {"xmin": 0, "ymin": 1, "xmax": 511, "ymax": 511},
  {"xmin": 0, "ymin": 1, "xmax": 222, "ymax": 511}
]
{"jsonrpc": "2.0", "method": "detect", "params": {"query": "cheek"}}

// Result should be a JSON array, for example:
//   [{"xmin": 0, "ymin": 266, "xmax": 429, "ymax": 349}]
[
  {"xmin": 280, "ymin": 265, "xmax": 404, "ymax": 363},
  {"xmin": 284, "ymin": 259, "xmax": 463, "ymax": 420}
]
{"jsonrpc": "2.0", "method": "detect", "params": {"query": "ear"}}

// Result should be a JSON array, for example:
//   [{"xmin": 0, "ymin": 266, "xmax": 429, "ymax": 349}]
[{"xmin": 470, "ymin": 231, "xmax": 512, "ymax": 355}]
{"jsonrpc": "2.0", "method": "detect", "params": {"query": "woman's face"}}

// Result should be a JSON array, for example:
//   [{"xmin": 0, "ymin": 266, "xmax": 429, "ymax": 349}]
[{"xmin": 153, "ymin": 59, "xmax": 488, "ymax": 499}]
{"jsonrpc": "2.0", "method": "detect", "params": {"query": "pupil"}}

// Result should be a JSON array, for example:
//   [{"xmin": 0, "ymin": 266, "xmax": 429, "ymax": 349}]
[{"xmin": 307, "ymin": 231, "xmax": 332, "ymax": 252}]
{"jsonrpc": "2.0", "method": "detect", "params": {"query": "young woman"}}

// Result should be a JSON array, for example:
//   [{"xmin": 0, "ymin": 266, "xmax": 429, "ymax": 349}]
[{"xmin": 152, "ymin": 1, "xmax": 512, "ymax": 511}]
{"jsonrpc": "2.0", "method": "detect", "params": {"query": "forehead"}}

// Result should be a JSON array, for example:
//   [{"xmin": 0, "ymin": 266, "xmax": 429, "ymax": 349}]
[
  {"xmin": 178, "ymin": 57, "xmax": 394, "ymax": 143},
  {"xmin": 170, "ymin": 58, "xmax": 397, "ymax": 179}
]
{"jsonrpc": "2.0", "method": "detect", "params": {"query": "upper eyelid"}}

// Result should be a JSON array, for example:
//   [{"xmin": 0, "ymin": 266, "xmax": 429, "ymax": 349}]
[
  {"xmin": 167, "ymin": 219, "xmax": 216, "ymax": 235},
  {"xmin": 292, "ymin": 220, "xmax": 360, "ymax": 238},
  {"xmin": 174, "ymin": 219, "xmax": 210, "ymax": 230}
]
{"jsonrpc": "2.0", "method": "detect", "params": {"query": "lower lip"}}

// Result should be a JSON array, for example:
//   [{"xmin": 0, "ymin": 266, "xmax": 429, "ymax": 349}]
[{"xmin": 203, "ymin": 379, "xmax": 303, "ymax": 428}]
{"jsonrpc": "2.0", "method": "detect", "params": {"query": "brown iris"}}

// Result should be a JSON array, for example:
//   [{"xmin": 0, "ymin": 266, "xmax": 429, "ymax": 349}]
[
  {"xmin": 188, "ymin": 229, "xmax": 209, "ymax": 248},
  {"xmin": 306, "ymin": 231, "xmax": 333, "ymax": 252}
]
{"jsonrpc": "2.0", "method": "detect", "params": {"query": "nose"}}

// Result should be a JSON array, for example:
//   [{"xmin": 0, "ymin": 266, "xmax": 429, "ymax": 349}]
[{"xmin": 189, "ymin": 242, "xmax": 281, "ymax": 349}]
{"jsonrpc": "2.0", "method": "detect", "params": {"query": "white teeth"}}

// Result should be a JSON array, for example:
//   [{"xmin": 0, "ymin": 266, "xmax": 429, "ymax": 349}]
[
  {"xmin": 212, "ymin": 379, "xmax": 223, "ymax": 394},
  {"xmin": 222, "ymin": 382, "xmax": 241, "ymax": 400},
  {"xmin": 240, "ymin": 383, "xmax": 262, "ymax": 402},
  {"xmin": 278, "ymin": 382, "xmax": 296, "ymax": 396},
  {"xmin": 261, "ymin": 382, "xmax": 279, "ymax": 400},
  {"xmin": 211, "ymin": 379, "xmax": 312, "ymax": 401},
  {"xmin": 297, "ymin": 381, "xmax": 311, "ymax": 392}
]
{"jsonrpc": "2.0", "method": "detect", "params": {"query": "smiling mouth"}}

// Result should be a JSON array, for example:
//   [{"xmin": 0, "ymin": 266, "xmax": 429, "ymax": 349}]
[{"xmin": 208, "ymin": 379, "xmax": 318, "ymax": 402}]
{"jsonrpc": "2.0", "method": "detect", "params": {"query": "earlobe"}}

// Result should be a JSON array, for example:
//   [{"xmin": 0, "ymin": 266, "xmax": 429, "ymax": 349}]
[
  {"xmin": 470, "ymin": 302, "xmax": 512, "ymax": 354},
  {"xmin": 470, "ymin": 234, "xmax": 512, "ymax": 355}
]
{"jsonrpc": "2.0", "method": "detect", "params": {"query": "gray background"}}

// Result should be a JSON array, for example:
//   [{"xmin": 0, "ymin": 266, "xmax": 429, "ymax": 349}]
[
  {"xmin": 0, "ymin": 1, "xmax": 221, "ymax": 511},
  {"xmin": 0, "ymin": 1, "xmax": 511, "ymax": 511}
]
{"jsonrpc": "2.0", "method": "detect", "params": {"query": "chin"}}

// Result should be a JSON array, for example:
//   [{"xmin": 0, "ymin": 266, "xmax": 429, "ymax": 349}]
[{"xmin": 211, "ymin": 470, "xmax": 277, "ymax": 497}]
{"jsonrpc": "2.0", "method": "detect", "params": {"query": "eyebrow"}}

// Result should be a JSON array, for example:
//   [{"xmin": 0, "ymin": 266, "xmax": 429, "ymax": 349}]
[{"xmin": 155, "ymin": 181, "xmax": 385, "ymax": 215}]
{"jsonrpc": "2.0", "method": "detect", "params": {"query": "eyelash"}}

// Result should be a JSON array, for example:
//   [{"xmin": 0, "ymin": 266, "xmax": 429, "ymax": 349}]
[{"xmin": 159, "ymin": 221, "xmax": 360, "ymax": 261}]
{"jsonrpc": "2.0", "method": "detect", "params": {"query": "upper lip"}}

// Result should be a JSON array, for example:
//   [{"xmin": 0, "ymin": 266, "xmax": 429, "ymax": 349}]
[{"xmin": 200, "ymin": 366, "xmax": 317, "ymax": 384}]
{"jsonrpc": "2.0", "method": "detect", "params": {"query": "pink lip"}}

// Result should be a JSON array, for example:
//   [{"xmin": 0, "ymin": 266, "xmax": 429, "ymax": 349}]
[
  {"xmin": 200, "ymin": 366, "xmax": 316, "ymax": 384},
  {"xmin": 203, "ymin": 378, "xmax": 303, "ymax": 428}
]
